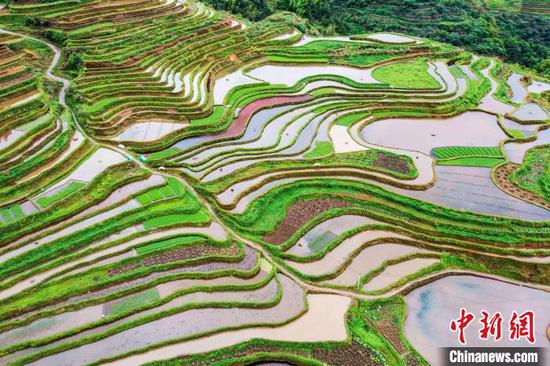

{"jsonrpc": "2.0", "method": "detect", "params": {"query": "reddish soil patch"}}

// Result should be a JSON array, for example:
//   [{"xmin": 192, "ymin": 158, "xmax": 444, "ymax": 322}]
[
  {"xmin": 217, "ymin": 94, "xmax": 312, "ymax": 139},
  {"xmin": 373, "ymin": 152, "xmax": 410, "ymax": 175},
  {"xmin": 0, "ymin": 66, "xmax": 24, "ymax": 77},
  {"xmin": 108, "ymin": 243, "xmax": 239, "ymax": 276},
  {"xmin": 262, "ymin": 198, "xmax": 352, "ymax": 245},
  {"xmin": 494, "ymin": 163, "xmax": 549, "ymax": 209},
  {"xmin": 179, "ymin": 341, "xmax": 381, "ymax": 366},
  {"xmin": 0, "ymin": 73, "xmax": 33, "ymax": 89},
  {"xmin": 312, "ymin": 341, "xmax": 381, "ymax": 366},
  {"xmin": 143, "ymin": 243, "xmax": 239, "ymax": 267},
  {"xmin": 374, "ymin": 318, "xmax": 405, "ymax": 353}
]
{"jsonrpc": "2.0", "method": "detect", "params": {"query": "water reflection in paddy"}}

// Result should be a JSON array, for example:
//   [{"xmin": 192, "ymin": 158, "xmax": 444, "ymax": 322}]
[
  {"xmin": 510, "ymin": 103, "xmax": 548, "ymax": 122},
  {"xmin": 360, "ymin": 112, "xmax": 507, "ymax": 155},
  {"xmin": 503, "ymin": 128, "xmax": 550, "ymax": 164},
  {"xmin": 507, "ymin": 72, "xmax": 527, "ymax": 103},
  {"xmin": 405, "ymin": 275, "xmax": 550, "ymax": 365}
]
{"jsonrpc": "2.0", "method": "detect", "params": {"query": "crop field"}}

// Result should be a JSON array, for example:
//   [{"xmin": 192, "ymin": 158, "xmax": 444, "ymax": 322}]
[{"xmin": 0, "ymin": 0, "xmax": 548, "ymax": 365}]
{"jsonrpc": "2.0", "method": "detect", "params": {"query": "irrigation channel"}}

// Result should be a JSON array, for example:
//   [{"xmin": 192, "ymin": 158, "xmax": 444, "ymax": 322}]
[{"xmin": 1, "ymin": 27, "xmax": 549, "ymax": 365}]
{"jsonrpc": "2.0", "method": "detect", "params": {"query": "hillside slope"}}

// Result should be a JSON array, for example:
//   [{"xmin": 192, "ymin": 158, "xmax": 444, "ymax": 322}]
[{"xmin": 205, "ymin": 0, "xmax": 549, "ymax": 74}]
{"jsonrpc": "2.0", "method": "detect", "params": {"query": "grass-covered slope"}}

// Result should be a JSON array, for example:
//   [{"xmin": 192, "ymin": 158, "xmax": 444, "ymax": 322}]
[{"xmin": 204, "ymin": 0, "xmax": 550, "ymax": 74}]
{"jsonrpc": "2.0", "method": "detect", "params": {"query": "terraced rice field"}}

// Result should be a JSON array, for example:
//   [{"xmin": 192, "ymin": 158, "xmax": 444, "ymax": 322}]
[{"xmin": 0, "ymin": 1, "xmax": 548, "ymax": 365}]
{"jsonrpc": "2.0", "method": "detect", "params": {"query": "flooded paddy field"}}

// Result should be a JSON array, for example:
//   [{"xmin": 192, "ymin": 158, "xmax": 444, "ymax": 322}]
[{"xmin": 405, "ymin": 276, "xmax": 550, "ymax": 365}]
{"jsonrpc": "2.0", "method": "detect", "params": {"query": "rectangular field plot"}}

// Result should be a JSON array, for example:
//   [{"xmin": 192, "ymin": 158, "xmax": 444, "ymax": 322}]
[
  {"xmin": 0, "ymin": 204, "xmax": 24, "ymax": 224},
  {"xmin": 35, "ymin": 180, "xmax": 86, "ymax": 208},
  {"xmin": 136, "ymin": 178, "xmax": 186, "ymax": 205},
  {"xmin": 432, "ymin": 146, "xmax": 502, "ymax": 159}
]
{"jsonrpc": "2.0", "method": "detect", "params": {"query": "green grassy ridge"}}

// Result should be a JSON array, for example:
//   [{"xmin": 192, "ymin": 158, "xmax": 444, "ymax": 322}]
[
  {"xmin": 431, "ymin": 146, "xmax": 502, "ymax": 158},
  {"xmin": 358, "ymin": 296, "xmax": 428, "ymax": 365},
  {"xmin": 0, "ymin": 204, "xmax": 24, "ymax": 224},
  {"xmin": 303, "ymin": 141, "xmax": 333, "ymax": 159},
  {"xmin": 135, "ymin": 235, "xmax": 206, "ymax": 256},
  {"xmin": 0, "ymin": 140, "xmax": 95, "ymax": 207},
  {"xmin": 199, "ymin": 148, "xmax": 418, "ymax": 195},
  {"xmin": 432, "ymin": 146, "xmax": 505, "ymax": 167},
  {"xmin": 437, "ymin": 157, "xmax": 504, "ymax": 167},
  {"xmin": 10, "ymin": 274, "xmax": 285, "ymax": 366},
  {"xmin": 357, "ymin": 254, "xmax": 443, "ymax": 294},
  {"xmin": 109, "ymin": 288, "xmax": 160, "ymax": 316},
  {"xmin": 143, "ymin": 211, "xmax": 211, "ymax": 230},
  {"xmin": 490, "ymin": 59, "xmax": 515, "ymax": 105},
  {"xmin": 224, "ymin": 73, "xmax": 389, "ymax": 108},
  {"xmin": 0, "ymin": 240, "xmax": 256, "ymax": 335},
  {"xmin": 0, "ymin": 231, "xmax": 206, "ymax": 297},
  {"xmin": 220, "ymin": 179, "xmax": 548, "ymax": 246},
  {"xmin": 0, "ymin": 162, "xmax": 148, "ymax": 245},
  {"xmin": 264, "ymin": 38, "xmax": 415, "ymax": 65},
  {"xmin": 0, "ymin": 114, "xmax": 56, "ymax": 162},
  {"xmin": 0, "ymin": 253, "xmax": 270, "ymax": 359},
  {"xmin": 0, "ymin": 197, "xmax": 209, "ymax": 283},
  {"xmin": 0, "ymin": 127, "xmax": 74, "ymax": 186},
  {"xmin": 36, "ymin": 180, "xmax": 85, "ymax": 208},
  {"xmin": 0, "ymin": 236, "xmax": 240, "ymax": 322},
  {"xmin": 276, "ymin": 212, "xmax": 548, "ymax": 263}
]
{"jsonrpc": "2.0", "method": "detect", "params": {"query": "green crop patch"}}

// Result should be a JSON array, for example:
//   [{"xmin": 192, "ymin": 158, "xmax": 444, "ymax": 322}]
[
  {"xmin": 136, "ymin": 235, "xmax": 204, "ymax": 255},
  {"xmin": 372, "ymin": 60, "xmax": 440, "ymax": 89},
  {"xmin": 334, "ymin": 111, "xmax": 369, "ymax": 126},
  {"xmin": 509, "ymin": 146, "xmax": 550, "ymax": 201},
  {"xmin": 437, "ymin": 157, "xmax": 505, "ymax": 167},
  {"xmin": 190, "ymin": 106, "xmax": 227, "ymax": 127},
  {"xmin": 304, "ymin": 141, "xmax": 334, "ymax": 159},
  {"xmin": 36, "ymin": 181, "xmax": 86, "ymax": 208},
  {"xmin": 110, "ymin": 288, "xmax": 161, "ymax": 316},
  {"xmin": 432, "ymin": 146, "xmax": 503, "ymax": 159},
  {"xmin": 143, "ymin": 211, "xmax": 210, "ymax": 230}
]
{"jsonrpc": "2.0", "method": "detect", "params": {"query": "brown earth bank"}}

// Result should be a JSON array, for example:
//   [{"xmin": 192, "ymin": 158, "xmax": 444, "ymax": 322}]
[{"xmin": 262, "ymin": 198, "xmax": 352, "ymax": 245}]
